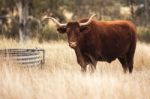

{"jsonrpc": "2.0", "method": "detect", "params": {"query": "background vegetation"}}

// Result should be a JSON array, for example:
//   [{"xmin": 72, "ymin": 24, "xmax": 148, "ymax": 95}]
[{"xmin": 0, "ymin": 0, "xmax": 150, "ymax": 42}]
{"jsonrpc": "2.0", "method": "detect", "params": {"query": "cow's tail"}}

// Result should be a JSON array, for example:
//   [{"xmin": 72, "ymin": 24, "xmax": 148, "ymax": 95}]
[{"xmin": 127, "ymin": 23, "xmax": 137, "ymax": 73}]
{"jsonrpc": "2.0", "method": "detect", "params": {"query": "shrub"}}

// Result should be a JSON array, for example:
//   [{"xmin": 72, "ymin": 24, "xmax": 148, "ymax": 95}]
[
  {"xmin": 38, "ymin": 25, "xmax": 67, "ymax": 42},
  {"xmin": 137, "ymin": 27, "xmax": 150, "ymax": 43}
]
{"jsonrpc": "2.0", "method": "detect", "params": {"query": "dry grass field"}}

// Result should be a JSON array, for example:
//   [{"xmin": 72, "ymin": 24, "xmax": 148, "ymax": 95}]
[{"xmin": 0, "ymin": 39, "xmax": 150, "ymax": 99}]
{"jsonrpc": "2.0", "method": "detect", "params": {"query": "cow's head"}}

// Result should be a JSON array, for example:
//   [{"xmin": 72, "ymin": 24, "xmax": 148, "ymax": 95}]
[{"xmin": 43, "ymin": 14, "xmax": 96, "ymax": 49}]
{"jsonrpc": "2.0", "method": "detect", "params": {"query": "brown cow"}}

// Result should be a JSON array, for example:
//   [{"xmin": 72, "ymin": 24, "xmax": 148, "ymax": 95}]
[{"xmin": 43, "ymin": 14, "xmax": 137, "ymax": 73}]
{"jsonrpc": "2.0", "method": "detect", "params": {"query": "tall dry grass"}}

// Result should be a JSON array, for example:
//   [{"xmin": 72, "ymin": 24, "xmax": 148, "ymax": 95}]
[{"xmin": 0, "ymin": 39, "xmax": 150, "ymax": 99}]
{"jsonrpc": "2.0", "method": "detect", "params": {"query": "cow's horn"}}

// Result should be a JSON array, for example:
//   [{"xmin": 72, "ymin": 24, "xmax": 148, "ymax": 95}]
[
  {"xmin": 42, "ymin": 17, "xmax": 67, "ymax": 27},
  {"xmin": 79, "ymin": 14, "xmax": 96, "ymax": 26}
]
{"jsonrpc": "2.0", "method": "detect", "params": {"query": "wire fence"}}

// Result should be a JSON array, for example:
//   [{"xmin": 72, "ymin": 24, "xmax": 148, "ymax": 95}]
[{"xmin": 0, "ymin": 48, "xmax": 45, "ymax": 68}]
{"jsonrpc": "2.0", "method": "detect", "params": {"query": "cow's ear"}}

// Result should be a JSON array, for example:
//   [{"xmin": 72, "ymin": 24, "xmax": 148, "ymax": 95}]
[
  {"xmin": 57, "ymin": 27, "xmax": 66, "ymax": 34},
  {"xmin": 80, "ymin": 26, "xmax": 90, "ymax": 33}
]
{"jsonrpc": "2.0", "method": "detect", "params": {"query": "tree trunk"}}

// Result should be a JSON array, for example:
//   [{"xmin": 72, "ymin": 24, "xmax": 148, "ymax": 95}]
[
  {"xmin": 16, "ymin": 1, "xmax": 23, "ymax": 42},
  {"xmin": 144, "ymin": 0, "xmax": 149, "ymax": 26},
  {"xmin": 16, "ymin": 0, "xmax": 29, "ymax": 42},
  {"xmin": 24, "ymin": 0, "xmax": 30, "ymax": 40},
  {"xmin": 129, "ymin": 0, "xmax": 135, "ymax": 20}
]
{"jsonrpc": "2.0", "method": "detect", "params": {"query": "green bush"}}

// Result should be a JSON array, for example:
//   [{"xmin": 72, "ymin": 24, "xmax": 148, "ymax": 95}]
[
  {"xmin": 38, "ymin": 25, "xmax": 67, "ymax": 42},
  {"xmin": 137, "ymin": 27, "xmax": 150, "ymax": 43}
]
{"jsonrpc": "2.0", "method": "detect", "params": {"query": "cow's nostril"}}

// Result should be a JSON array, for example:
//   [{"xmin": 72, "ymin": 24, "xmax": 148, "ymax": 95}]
[{"xmin": 69, "ymin": 42, "xmax": 77, "ymax": 48}]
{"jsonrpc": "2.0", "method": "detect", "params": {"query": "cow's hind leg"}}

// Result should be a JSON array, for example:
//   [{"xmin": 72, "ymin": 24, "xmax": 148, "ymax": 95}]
[
  {"xmin": 118, "ymin": 57, "xmax": 128, "ymax": 73},
  {"xmin": 127, "ymin": 37, "xmax": 136, "ymax": 73},
  {"xmin": 127, "ymin": 60, "xmax": 133, "ymax": 73},
  {"xmin": 127, "ymin": 49, "xmax": 135, "ymax": 73},
  {"xmin": 127, "ymin": 28, "xmax": 136, "ymax": 73}
]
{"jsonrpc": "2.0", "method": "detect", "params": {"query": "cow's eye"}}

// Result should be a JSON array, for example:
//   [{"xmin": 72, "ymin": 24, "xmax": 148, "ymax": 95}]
[{"xmin": 67, "ymin": 28, "xmax": 71, "ymax": 32}]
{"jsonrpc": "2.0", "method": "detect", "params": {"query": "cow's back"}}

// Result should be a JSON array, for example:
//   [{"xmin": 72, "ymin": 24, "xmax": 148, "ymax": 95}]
[{"xmin": 79, "ymin": 19, "xmax": 137, "ymax": 62}]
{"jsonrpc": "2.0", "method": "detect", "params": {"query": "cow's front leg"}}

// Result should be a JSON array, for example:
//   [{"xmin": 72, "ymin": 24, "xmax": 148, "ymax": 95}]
[
  {"xmin": 87, "ymin": 54, "xmax": 97, "ymax": 72},
  {"xmin": 75, "ymin": 48, "xmax": 87, "ymax": 72},
  {"xmin": 89, "ymin": 61, "xmax": 97, "ymax": 73}
]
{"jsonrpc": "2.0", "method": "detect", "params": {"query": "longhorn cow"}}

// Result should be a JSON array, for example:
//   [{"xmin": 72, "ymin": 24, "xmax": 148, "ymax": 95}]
[{"xmin": 43, "ymin": 14, "xmax": 137, "ymax": 73}]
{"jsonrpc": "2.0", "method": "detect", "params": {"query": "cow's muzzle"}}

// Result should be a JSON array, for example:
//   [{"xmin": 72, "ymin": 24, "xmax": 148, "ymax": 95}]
[{"xmin": 69, "ymin": 42, "xmax": 77, "ymax": 48}]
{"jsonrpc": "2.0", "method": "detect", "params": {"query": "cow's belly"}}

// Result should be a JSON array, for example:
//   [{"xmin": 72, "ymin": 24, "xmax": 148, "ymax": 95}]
[
  {"xmin": 94, "ymin": 44, "xmax": 130, "ymax": 63},
  {"xmin": 97, "ymin": 54, "xmax": 117, "ymax": 63}
]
